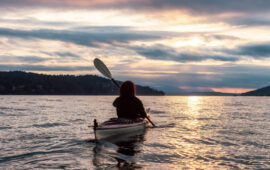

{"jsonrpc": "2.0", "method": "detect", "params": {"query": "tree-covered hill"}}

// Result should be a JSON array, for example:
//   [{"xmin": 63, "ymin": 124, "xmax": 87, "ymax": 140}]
[
  {"xmin": 241, "ymin": 86, "xmax": 270, "ymax": 96},
  {"xmin": 0, "ymin": 71, "xmax": 164, "ymax": 95}
]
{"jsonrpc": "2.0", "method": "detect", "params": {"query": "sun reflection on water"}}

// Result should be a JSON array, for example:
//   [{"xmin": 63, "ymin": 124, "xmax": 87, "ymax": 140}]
[
  {"xmin": 187, "ymin": 96, "xmax": 201, "ymax": 115},
  {"xmin": 155, "ymin": 96, "xmax": 227, "ymax": 169},
  {"xmin": 188, "ymin": 96, "xmax": 200, "ymax": 103}
]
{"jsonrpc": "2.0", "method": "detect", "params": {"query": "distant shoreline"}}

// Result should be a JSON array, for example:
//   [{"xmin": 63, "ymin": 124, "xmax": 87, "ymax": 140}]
[
  {"xmin": 0, "ymin": 71, "xmax": 164, "ymax": 96},
  {"xmin": 1, "ymin": 71, "xmax": 269, "ymax": 96}
]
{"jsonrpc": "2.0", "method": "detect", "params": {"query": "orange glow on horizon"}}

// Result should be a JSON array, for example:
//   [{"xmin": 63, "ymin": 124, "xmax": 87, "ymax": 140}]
[{"xmin": 211, "ymin": 88, "xmax": 255, "ymax": 94}]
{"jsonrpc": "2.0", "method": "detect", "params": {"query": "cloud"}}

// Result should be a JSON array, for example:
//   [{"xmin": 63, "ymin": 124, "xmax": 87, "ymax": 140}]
[
  {"xmin": 226, "ymin": 16, "xmax": 270, "ymax": 27},
  {"xmin": 0, "ymin": 53, "xmax": 84, "ymax": 64},
  {"xmin": 224, "ymin": 42, "xmax": 270, "ymax": 58},
  {"xmin": 131, "ymin": 45, "xmax": 238, "ymax": 62},
  {"xmin": 128, "ymin": 0, "xmax": 270, "ymax": 14},
  {"xmin": 116, "ymin": 63, "xmax": 270, "ymax": 93},
  {"xmin": 0, "ymin": 55, "xmax": 50, "ymax": 63},
  {"xmin": 55, "ymin": 52, "xmax": 80, "ymax": 58},
  {"xmin": 177, "ymin": 71, "xmax": 270, "ymax": 90},
  {"xmin": 0, "ymin": 64, "xmax": 94, "ymax": 71},
  {"xmin": 0, "ymin": 18, "xmax": 74, "ymax": 27},
  {"xmin": 1, "ymin": 0, "xmax": 270, "ymax": 14},
  {"xmin": 0, "ymin": 27, "xmax": 162, "ymax": 47},
  {"xmin": 41, "ymin": 51, "xmax": 81, "ymax": 58}
]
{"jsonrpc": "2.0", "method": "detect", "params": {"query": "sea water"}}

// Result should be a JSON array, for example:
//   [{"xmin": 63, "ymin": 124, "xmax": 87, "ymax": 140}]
[{"xmin": 0, "ymin": 95, "xmax": 269, "ymax": 169}]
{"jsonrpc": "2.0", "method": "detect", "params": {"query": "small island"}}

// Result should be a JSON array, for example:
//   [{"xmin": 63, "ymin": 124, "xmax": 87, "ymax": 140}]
[{"xmin": 0, "ymin": 71, "xmax": 165, "ymax": 95}]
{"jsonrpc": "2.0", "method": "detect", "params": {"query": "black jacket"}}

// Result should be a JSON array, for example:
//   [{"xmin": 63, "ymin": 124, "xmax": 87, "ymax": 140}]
[{"xmin": 113, "ymin": 96, "xmax": 147, "ymax": 119}]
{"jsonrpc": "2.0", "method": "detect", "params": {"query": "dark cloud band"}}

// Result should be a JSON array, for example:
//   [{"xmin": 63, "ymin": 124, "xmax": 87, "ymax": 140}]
[
  {"xmin": 223, "ymin": 42, "xmax": 270, "ymax": 58},
  {"xmin": 1, "ymin": 0, "xmax": 270, "ymax": 14},
  {"xmin": 0, "ymin": 27, "xmax": 161, "ymax": 47},
  {"xmin": 131, "ymin": 45, "xmax": 239, "ymax": 62}
]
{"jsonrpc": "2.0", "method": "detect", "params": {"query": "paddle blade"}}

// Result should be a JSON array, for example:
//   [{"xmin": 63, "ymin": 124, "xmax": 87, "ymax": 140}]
[{"xmin": 94, "ymin": 58, "xmax": 112, "ymax": 79}]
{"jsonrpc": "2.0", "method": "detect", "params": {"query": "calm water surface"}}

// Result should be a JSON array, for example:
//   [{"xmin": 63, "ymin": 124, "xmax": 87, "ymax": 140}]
[{"xmin": 0, "ymin": 96, "xmax": 270, "ymax": 169}]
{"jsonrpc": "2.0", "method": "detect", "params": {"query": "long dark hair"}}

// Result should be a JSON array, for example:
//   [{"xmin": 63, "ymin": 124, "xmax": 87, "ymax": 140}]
[{"xmin": 120, "ymin": 81, "xmax": 136, "ymax": 97}]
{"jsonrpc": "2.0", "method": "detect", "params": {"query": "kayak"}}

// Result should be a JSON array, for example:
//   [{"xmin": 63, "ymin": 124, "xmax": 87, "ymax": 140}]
[{"xmin": 93, "ymin": 118, "xmax": 148, "ymax": 140}]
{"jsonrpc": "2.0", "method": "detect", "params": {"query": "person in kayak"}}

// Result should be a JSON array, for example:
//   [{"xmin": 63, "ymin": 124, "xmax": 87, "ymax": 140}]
[{"xmin": 113, "ymin": 81, "xmax": 147, "ymax": 120}]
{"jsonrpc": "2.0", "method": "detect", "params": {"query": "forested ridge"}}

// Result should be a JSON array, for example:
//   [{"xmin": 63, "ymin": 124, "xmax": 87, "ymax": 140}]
[
  {"xmin": 241, "ymin": 86, "xmax": 270, "ymax": 96},
  {"xmin": 0, "ymin": 71, "xmax": 164, "ymax": 95}
]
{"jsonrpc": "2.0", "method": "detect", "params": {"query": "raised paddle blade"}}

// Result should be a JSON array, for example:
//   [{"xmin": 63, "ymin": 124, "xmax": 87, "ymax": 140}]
[{"xmin": 94, "ymin": 58, "xmax": 112, "ymax": 79}]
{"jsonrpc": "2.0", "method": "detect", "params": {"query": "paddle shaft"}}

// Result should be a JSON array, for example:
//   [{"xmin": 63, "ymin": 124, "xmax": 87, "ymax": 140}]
[
  {"xmin": 145, "ymin": 116, "xmax": 156, "ymax": 127},
  {"xmin": 111, "ymin": 78, "xmax": 120, "ymax": 88}
]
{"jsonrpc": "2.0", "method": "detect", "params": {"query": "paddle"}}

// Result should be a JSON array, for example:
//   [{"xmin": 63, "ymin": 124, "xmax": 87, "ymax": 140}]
[
  {"xmin": 93, "ymin": 58, "xmax": 156, "ymax": 127},
  {"xmin": 93, "ymin": 58, "xmax": 120, "ymax": 88},
  {"xmin": 145, "ymin": 108, "xmax": 156, "ymax": 127}
]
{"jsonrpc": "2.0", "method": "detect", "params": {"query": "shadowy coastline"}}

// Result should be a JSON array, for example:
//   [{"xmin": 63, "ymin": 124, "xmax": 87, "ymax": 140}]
[{"xmin": 0, "ymin": 71, "xmax": 164, "ymax": 96}]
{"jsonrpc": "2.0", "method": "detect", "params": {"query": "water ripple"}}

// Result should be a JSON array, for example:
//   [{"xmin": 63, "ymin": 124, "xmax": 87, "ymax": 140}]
[
  {"xmin": 33, "ymin": 123, "xmax": 68, "ymax": 128},
  {"xmin": 0, "ymin": 149, "xmax": 70, "ymax": 164},
  {"xmin": 0, "ymin": 96, "xmax": 270, "ymax": 169},
  {"xmin": 150, "ymin": 110, "xmax": 165, "ymax": 114},
  {"xmin": 0, "ymin": 126, "xmax": 12, "ymax": 130}
]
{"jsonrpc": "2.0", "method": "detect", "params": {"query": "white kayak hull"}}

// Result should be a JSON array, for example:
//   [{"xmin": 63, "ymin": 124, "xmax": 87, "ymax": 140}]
[{"xmin": 94, "ymin": 119, "xmax": 147, "ymax": 140}]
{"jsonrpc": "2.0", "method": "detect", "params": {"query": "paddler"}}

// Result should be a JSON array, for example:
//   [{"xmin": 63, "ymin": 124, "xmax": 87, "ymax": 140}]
[{"xmin": 113, "ymin": 81, "xmax": 147, "ymax": 120}]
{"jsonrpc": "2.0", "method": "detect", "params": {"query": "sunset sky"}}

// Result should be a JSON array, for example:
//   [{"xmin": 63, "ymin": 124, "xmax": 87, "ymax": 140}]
[{"xmin": 1, "ymin": 0, "xmax": 270, "ymax": 94}]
